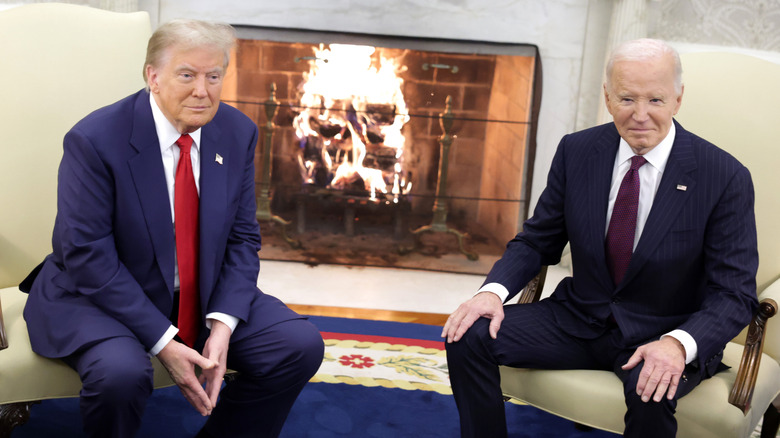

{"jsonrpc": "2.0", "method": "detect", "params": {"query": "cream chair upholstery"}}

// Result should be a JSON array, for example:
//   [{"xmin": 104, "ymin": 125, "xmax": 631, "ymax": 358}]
[
  {"xmin": 0, "ymin": 4, "xmax": 175, "ymax": 435},
  {"xmin": 499, "ymin": 51, "xmax": 780, "ymax": 437}
]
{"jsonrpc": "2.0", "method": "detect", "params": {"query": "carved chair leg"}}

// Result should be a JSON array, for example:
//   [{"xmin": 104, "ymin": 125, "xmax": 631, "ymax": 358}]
[
  {"xmin": 0, "ymin": 401, "xmax": 39, "ymax": 438},
  {"xmin": 761, "ymin": 402, "xmax": 780, "ymax": 438}
]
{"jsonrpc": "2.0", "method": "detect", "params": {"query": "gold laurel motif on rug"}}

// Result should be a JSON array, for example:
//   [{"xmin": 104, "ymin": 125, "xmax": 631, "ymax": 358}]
[{"xmin": 311, "ymin": 338, "xmax": 453, "ymax": 395}]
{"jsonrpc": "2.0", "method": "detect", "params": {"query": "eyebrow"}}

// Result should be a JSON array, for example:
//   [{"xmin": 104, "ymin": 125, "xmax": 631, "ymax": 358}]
[{"xmin": 174, "ymin": 64, "xmax": 224, "ymax": 75}]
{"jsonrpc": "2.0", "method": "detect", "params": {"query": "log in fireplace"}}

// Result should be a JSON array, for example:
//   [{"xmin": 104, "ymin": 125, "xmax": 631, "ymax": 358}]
[{"xmin": 222, "ymin": 26, "xmax": 541, "ymax": 267}]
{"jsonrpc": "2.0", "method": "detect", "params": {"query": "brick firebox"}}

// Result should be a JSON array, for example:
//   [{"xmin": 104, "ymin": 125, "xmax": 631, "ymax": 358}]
[{"xmin": 221, "ymin": 28, "xmax": 541, "ymax": 250}]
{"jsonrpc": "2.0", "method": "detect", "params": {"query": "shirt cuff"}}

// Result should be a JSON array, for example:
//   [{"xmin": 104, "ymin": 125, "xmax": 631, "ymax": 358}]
[
  {"xmin": 149, "ymin": 324, "xmax": 178, "ymax": 356},
  {"xmin": 205, "ymin": 312, "xmax": 239, "ymax": 333},
  {"xmin": 662, "ymin": 329, "xmax": 697, "ymax": 364},
  {"xmin": 475, "ymin": 282, "xmax": 510, "ymax": 303}
]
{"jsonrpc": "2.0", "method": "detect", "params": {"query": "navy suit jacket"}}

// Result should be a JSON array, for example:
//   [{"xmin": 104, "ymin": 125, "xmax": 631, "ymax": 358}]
[
  {"xmin": 484, "ymin": 121, "xmax": 759, "ymax": 376},
  {"xmin": 23, "ymin": 90, "xmax": 296, "ymax": 358}
]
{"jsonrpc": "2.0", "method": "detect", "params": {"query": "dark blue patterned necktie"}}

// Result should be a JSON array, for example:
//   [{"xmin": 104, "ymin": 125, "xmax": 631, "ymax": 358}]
[{"xmin": 605, "ymin": 155, "xmax": 647, "ymax": 286}]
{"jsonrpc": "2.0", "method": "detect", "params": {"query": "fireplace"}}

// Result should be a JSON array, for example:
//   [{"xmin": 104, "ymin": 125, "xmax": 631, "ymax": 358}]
[{"xmin": 222, "ymin": 26, "xmax": 541, "ymax": 269}]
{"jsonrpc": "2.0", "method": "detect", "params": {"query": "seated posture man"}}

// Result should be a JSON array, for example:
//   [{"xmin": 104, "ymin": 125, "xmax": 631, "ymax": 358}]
[
  {"xmin": 21, "ymin": 19, "xmax": 323, "ymax": 438},
  {"xmin": 442, "ymin": 39, "xmax": 758, "ymax": 438}
]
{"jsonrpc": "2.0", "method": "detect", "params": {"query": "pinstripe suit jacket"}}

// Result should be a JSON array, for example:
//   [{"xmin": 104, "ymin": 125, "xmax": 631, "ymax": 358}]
[{"xmin": 485, "ymin": 120, "xmax": 759, "ymax": 376}]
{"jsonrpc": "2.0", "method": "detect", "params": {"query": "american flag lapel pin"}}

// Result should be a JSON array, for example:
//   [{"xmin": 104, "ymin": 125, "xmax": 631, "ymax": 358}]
[
  {"xmin": 676, "ymin": 184, "xmax": 687, "ymax": 191},
  {"xmin": 215, "ymin": 153, "xmax": 223, "ymax": 165}
]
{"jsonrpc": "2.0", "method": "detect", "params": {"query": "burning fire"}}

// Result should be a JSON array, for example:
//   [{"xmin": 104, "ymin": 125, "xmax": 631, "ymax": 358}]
[{"xmin": 293, "ymin": 43, "xmax": 412, "ymax": 202}]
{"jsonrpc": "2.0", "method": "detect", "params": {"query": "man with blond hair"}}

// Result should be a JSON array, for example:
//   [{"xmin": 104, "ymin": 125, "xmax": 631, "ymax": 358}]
[
  {"xmin": 22, "ymin": 19, "xmax": 323, "ymax": 438},
  {"xmin": 443, "ymin": 39, "xmax": 758, "ymax": 437}
]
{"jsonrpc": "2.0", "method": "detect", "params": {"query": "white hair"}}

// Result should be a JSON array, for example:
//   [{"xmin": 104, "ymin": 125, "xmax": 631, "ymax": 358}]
[{"xmin": 605, "ymin": 38, "xmax": 683, "ymax": 95}]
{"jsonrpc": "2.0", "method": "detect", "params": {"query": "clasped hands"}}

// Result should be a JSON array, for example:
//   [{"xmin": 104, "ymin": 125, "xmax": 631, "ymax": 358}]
[
  {"xmin": 157, "ymin": 320, "xmax": 231, "ymax": 416},
  {"xmin": 441, "ymin": 292, "xmax": 687, "ymax": 402}
]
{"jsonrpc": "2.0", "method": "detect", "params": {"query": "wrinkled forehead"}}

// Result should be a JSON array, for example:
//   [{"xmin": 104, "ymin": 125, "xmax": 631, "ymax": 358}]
[
  {"xmin": 611, "ymin": 57, "xmax": 677, "ymax": 85},
  {"xmin": 157, "ymin": 43, "xmax": 227, "ymax": 70},
  {"xmin": 610, "ymin": 53, "xmax": 682, "ymax": 94}
]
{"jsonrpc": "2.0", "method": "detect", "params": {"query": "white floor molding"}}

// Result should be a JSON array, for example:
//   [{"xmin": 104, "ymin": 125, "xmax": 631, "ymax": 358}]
[
  {"xmin": 257, "ymin": 260, "xmax": 485, "ymax": 315},
  {"xmin": 258, "ymin": 259, "xmax": 570, "ymax": 317}
]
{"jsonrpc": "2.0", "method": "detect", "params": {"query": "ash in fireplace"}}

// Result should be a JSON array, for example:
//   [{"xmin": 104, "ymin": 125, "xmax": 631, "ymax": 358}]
[{"xmin": 257, "ymin": 213, "xmax": 504, "ymax": 276}]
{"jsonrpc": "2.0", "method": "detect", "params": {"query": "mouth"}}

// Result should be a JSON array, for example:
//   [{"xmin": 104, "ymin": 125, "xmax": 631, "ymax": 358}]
[{"xmin": 185, "ymin": 105, "xmax": 210, "ymax": 112}]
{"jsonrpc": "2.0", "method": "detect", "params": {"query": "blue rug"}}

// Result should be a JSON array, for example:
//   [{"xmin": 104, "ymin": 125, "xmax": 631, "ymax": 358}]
[{"xmin": 12, "ymin": 316, "xmax": 619, "ymax": 437}]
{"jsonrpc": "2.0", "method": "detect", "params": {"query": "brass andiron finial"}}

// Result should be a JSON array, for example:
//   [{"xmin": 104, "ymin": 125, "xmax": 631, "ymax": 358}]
[
  {"xmin": 401, "ymin": 95, "xmax": 478, "ymax": 260},
  {"xmin": 256, "ymin": 83, "xmax": 300, "ymax": 248}
]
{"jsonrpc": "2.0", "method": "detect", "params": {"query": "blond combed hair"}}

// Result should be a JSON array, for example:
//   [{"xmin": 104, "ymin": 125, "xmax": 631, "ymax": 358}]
[{"xmin": 143, "ymin": 19, "xmax": 236, "ymax": 87}]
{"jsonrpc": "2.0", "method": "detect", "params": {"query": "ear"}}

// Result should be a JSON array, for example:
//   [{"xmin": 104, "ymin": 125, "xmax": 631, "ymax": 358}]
[
  {"xmin": 603, "ymin": 83, "xmax": 614, "ymax": 116},
  {"xmin": 145, "ymin": 64, "xmax": 159, "ymax": 94},
  {"xmin": 673, "ymin": 84, "xmax": 684, "ymax": 115}
]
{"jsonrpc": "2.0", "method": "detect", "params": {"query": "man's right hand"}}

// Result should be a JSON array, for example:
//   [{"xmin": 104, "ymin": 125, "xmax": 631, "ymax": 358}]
[
  {"xmin": 441, "ymin": 292, "xmax": 504, "ymax": 343},
  {"xmin": 157, "ymin": 340, "xmax": 217, "ymax": 416}
]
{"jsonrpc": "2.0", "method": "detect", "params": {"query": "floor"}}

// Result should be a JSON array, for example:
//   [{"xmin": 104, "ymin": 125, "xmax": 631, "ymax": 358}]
[
  {"xmin": 257, "ymin": 260, "xmax": 487, "ymax": 325},
  {"xmin": 259, "ymin": 258, "xmax": 569, "ymax": 325}
]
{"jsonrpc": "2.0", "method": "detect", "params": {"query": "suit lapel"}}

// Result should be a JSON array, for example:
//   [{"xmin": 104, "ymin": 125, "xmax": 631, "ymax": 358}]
[
  {"xmin": 127, "ymin": 91, "xmax": 176, "ymax": 294},
  {"xmin": 587, "ymin": 125, "xmax": 621, "ymax": 292},
  {"xmin": 198, "ymin": 120, "xmax": 228, "ymax": 295},
  {"xmin": 621, "ymin": 121, "xmax": 697, "ymax": 287}
]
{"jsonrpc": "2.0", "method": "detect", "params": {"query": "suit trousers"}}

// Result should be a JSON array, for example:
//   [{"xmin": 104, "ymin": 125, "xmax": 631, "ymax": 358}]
[
  {"xmin": 64, "ymin": 315, "xmax": 324, "ymax": 438},
  {"xmin": 445, "ymin": 299, "xmax": 704, "ymax": 438}
]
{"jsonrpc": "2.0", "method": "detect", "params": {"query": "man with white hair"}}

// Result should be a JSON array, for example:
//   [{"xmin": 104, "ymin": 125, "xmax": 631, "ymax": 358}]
[{"xmin": 443, "ymin": 38, "xmax": 758, "ymax": 437}]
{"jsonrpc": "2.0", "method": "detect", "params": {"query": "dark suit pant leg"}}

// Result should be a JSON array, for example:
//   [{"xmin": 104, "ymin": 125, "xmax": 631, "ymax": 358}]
[
  {"xmin": 445, "ymin": 301, "xmax": 601, "ymax": 438},
  {"xmin": 613, "ymin": 349, "xmax": 703, "ymax": 438},
  {"xmin": 62, "ymin": 336, "xmax": 154, "ymax": 438},
  {"xmin": 200, "ymin": 318, "xmax": 324, "ymax": 438}
]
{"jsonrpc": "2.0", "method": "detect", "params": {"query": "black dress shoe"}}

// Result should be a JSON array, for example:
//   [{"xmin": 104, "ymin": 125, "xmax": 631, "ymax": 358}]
[{"xmin": 194, "ymin": 427, "xmax": 216, "ymax": 438}]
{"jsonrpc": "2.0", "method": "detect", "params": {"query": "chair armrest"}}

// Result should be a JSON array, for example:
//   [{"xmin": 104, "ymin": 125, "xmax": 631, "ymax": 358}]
[
  {"xmin": 0, "ymin": 295, "xmax": 7, "ymax": 350},
  {"xmin": 728, "ymin": 297, "xmax": 778, "ymax": 414},
  {"xmin": 516, "ymin": 266, "xmax": 548, "ymax": 304}
]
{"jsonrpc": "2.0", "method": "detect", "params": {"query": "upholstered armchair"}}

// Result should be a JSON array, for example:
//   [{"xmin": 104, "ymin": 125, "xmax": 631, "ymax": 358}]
[
  {"xmin": 499, "ymin": 51, "xmax": 780, "ymax": 437},
  {"xmin": 0, "ymin": 4, "xmax": 176, "ymax": 436}
]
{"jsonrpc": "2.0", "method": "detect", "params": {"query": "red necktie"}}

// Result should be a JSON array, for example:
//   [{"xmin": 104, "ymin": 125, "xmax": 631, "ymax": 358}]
[
  {"xmin": 175, "ymin": 134, "xmax": 200, "ymax": 346},
  {"xmin": 605, "ymin": 155, "xmax": 647, "ymax": 286}
]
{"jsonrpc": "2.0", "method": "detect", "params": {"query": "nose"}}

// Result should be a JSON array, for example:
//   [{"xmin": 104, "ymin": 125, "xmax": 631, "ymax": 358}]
[
  {"xmin": 632, "ymin": 101, "xmax": 649, "ymax": 122},
  {"xmin": 192, "ymin": 76, "xmax": 208, "ymax": 98}
]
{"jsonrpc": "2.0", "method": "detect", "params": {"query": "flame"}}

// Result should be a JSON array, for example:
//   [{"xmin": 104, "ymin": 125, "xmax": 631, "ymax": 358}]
[{"xmin": 293, "ymin": 43, "xmax": 411, "ymax": 201}]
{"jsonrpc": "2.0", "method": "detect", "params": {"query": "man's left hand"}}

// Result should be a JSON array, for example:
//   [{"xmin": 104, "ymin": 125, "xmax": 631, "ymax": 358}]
[
  {"xmin": 622, "ymin": 337, "xmax": 686, "ymax": 403},
  {"xmin": 199, "ymin": 319, "xmax": 231, "ymax": 407}
]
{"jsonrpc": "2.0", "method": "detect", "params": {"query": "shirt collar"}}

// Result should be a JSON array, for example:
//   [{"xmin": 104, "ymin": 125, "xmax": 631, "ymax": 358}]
[
  {"xmin": 616, "ymin": 121, "xmax": 675, "ymax": 173},
  {"xmin": 149, "ymin": 93, "xmax": 202, "ymax": 152}
]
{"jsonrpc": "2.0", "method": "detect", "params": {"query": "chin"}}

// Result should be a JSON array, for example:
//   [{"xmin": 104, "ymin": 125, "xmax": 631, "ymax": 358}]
[
  {"xmin": 187, "ymin": 118, "xmax": 211, "ymax": 130},
  {"xmin": 624, "ymin": 141, "xmax": 648, "ymax": 151}
]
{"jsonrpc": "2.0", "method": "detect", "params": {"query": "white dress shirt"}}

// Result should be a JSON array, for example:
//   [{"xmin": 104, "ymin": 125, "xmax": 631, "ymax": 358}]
[
  {"xmin": 478, "ymin": 123, "xmax": 697, "ymax": 364},
  {"xmin": 147, "ymin": 93, "xmax": 239, "ymax": 356}
]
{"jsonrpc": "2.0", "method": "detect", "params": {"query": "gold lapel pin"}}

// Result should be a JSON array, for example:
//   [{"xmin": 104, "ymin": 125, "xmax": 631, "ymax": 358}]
[
  {"xmin": 676, "ymin": 184, "xmax": 687, "ymax": 191},
  {"xmin": 215, "ymin": 153, "xmax": 223, "ymax": 165}
]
